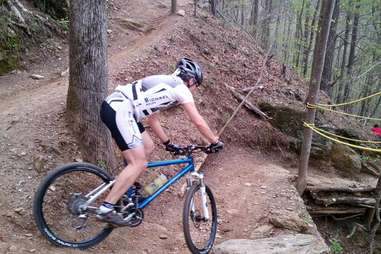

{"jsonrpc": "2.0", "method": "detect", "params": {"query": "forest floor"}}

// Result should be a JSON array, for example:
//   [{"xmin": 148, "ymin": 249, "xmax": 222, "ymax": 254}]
[{"xmin": 0, "ymin": 0, "xmax": 376, "ymax": 253}]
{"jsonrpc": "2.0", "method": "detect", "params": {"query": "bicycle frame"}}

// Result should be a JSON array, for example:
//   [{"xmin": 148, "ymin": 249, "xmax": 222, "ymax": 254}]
[{"xmin": 137, "ymin": 156, "xmax": 195, "ymax": 209}]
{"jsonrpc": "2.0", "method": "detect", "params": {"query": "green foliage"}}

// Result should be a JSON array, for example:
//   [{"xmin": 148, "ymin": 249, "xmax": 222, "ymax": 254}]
[
  {"xmin": 97, "ymin": 159, "xmax": 107, "ymax": 169},
  {"xmin": 0, "ymin": 15, "xmax": 20, "ymax": 74},
  {"xmin": 330, "ymin": 239, "xmax": 344, "ymax": 254},
  {"xmin": 57, "ymin": 18, "xmax": 69, "ymax": 31}
]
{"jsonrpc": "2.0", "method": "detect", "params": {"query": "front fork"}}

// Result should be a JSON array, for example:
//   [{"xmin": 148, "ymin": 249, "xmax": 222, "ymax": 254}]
[{"xmin": 187, "ymin": 172, "xmax": 210, "ymax": 220}]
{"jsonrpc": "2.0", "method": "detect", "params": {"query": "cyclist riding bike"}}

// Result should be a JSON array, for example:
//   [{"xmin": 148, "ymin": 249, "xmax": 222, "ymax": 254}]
[{"xmin": 98, "ymin": 58, "xmax": 224, "ymax": 226}]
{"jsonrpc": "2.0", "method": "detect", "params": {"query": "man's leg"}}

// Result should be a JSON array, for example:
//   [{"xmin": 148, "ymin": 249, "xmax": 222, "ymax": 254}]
[
  {"xmin": 105, "ymin": 146, "xmax": 147, "ymax": 204},
  {"xmin": 97, "ymin": 146, "xmax": 146, "ymax": 226},
  {"xmin": 142, "ymin": 131, "xmax": 154, "ymax": 158}
]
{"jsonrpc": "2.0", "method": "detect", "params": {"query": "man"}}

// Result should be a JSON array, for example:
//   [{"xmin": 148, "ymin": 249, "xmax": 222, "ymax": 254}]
[{"xmin": 98, "ymin": 58, "xmax": 224, "ymax": 226}]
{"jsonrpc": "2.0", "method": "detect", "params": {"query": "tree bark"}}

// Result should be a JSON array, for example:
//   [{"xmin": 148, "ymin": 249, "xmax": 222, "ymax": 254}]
[
  {"xmin": 262, "ymin": 0, "xmax": 272, "ymax": 50},
  {"xmin": 342, "ymin": 2, "xmax": 360, "ymax": 111},
  {"xmin": 336, "ymin": 8, "xmax": 351, "ymax": 103},
  {"xmin": 210, "ymin": 0, "xmax": 217, "ymax": 16},
  {"xmin": 67, "ymin": 0, "xmax": 117, "ymax": 172},
  {"xmin": 294, "ymin": 0, "xmax": 305, "ymax": 69},
  {"xmin": 171, "ymin": 0, "xmax": 177, "ymax": 14},
  {"xmin": 297, "ymin": 0, "xmax": 336, "ymax": 195},
  {"xmin": 302, "ymin": 0, "xmax": 320, "ymax": 77},
  {"xmin": 284, "ymin": 13, "xmax": 293, "ymax": 64},
  {"xmin": 320, "ymin": 0, "xmax": 340, "ymax": 96},
  {"xmin": 240, "ymin": 0, "xmax": 245, "ymax": 27},
  {"xmin": 249, "ymin": 0, "xmax": 259, "ymax": 36},
  {"xmin": 274, "ymin": 9, "xmax": 281, "ymax": 54}
]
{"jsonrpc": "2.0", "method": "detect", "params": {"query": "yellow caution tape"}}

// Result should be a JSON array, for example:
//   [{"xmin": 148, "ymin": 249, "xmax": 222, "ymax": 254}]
[
  {"xmin": 314, "ymin": 91, "xmax": 381, "ymax": 108},
  {"xmin": 303, "ymin": 122, "xmax": 381, "ymax": 153},
  {"xmin": 307, "ymin": 124, "xmax": 381, "ymax": 144},
  {"xmin": 306, "ymin": 103, "xmax": 381, "ymax": 121}
]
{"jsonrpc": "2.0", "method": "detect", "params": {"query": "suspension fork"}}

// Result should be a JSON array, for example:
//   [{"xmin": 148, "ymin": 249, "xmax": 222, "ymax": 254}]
[{"xmin": 189, "ymin": 172, "xmax": 210, "ymax": 220}]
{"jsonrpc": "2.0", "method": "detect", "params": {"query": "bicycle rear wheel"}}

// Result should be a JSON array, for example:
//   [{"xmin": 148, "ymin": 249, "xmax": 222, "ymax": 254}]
[
  {"xmin": 183, "ymin": 184, "xmax": 217, "ymax": 254},
  {"xmin": 33, "ymin": 162, "xmax": 114, "ymax": 249}
]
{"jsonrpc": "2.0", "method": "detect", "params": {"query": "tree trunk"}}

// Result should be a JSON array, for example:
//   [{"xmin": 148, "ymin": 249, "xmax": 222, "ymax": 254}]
[
  {"xmin": 294, "ymin": 0, "xmax": 306, "ymax": 69},
  {"xmin": 67, "ymin": 0, "xmax": 117, "ymax": 171},
  {"xmin": 249, "ymin": 0, "xmax": 259, "ymax": 36},
  {"xmin": 297, "ymin": 0, "xmax": 336, "ymax": 194},
  {"xmin": 171, "ymin": 0, "xmax": 177, "ymax": 14},
  {"xmin": 320, "ymin": 0, "xmax": 340, "ymax": 96},
  {"xmin": 343, "ymin": 2, "xmax": 360, "ymax": 111},
  {"xmin": 240, "ymin": 0, "xmax": 245, "ymax": 27},
  {"xmin": 210, "ymin": 0, "xmax": 217, "ymax": 16},
  {"xmin": 274, "ymin": 5, "xmax": 281, "ymax": 54},
  {"xmin": 340, "ymin": 10, "xmax": 351, "ymax": 79},
  {"xmin": 262, "ymin": 0, "xmax": 272, "ymax": 50},
  {"xmin": 284, "ymin": 13, "xmax": 293, "ymax": 64},
  {"xmin": 302, "ymin": 0, "xmax": 320, "ymax": 77}
]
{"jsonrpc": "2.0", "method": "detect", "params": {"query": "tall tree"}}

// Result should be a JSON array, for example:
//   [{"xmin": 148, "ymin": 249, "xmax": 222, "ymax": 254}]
[
  {"xmin": 297, "ymin": 0, "xmax": 336, "ymax": 194},
  {"xmin": 171, "ymin": 0, "xmax": 177, "ymax": 14},
  {"xmin": 302, "ymin": 0, "xmax": 320, "ymax": 77},
  {"xmin": 249, "ymin": 0, "xmax": 259, "ymax": 36},
  {"xmin": 262, "ymin": 0, "xmax": 272, "ymax": 50},
  {"xmin": 342, "ymin": 2, "xmax": 360, "ymax": 111},
  {"xmin": 67, "ymin": 0, "xmax": 116, "ymax": 170},
  {"xmin": 293, "ymin": 0, "xmax": 306, "ymax": 69},
  {"xmin": 320, "ymin": 0, "xmax": 340, "ymax": 96}
]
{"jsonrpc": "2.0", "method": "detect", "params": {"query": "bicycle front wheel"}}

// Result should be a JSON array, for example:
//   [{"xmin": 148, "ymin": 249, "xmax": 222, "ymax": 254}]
[
  {"xmin": 183, "ymin": 184, "xmax": 217, "ymax": 254},
  {"xmin": 33, "ymin": 162, "xmax": 114, "ymax": 249}
]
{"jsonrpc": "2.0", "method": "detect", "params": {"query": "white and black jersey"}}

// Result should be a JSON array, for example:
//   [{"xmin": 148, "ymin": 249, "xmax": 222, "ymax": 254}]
[
  {"xmin": 115, "ymin": 75, "xmax": 194, "ymax": 121},
  {"xmin": 100, "ymin": 74, "xmax": 193, "ymax": 151}
]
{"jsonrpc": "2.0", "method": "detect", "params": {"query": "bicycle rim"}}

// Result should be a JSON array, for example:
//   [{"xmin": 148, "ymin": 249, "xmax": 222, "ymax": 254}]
[
  {"xmin": 183, "ymin": 184, "xmax": 217, "ymax": 254},
  {"xmin": 33, "ymin": 162, "xmax": 114, "ymax": 249}
]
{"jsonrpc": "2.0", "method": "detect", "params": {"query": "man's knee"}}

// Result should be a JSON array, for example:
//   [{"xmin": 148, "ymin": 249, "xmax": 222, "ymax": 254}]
[
  {"xmin": 127, "ymin": 155, "xmax": 147, "ymax": 169},
  {"xmin": 142, "ymin": 133, "xmax": 155, "ymax": 156},
  {"xmin": 145, "ymin": 140, "xmax": 154, "ymax": 156}
]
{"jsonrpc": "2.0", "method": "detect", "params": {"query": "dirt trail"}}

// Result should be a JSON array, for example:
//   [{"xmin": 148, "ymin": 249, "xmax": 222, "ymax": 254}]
[{"xmin": 0, "ymin": 1, "xmax": 324, "ymax": 253}]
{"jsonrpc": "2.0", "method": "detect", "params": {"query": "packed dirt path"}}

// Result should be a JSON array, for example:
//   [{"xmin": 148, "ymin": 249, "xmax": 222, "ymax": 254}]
[{"xmin": 0, "ymin": 0, "xmax": 324, "ymax": 253}]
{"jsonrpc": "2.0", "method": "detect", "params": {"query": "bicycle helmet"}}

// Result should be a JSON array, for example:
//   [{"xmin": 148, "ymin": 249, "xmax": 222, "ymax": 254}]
[{"xmin": 176, "ymin": 58, "xmax": 203, "ymax": 86}]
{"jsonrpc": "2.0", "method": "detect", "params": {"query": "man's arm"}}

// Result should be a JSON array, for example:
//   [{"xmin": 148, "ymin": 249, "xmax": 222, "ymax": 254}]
[
  {"xmin": 182, "ymin": 102, "xmax": 218, "ymax": 144},
  {"xmin": 146, "ymin": 114, "xmax": 169, "ymax": 143}
]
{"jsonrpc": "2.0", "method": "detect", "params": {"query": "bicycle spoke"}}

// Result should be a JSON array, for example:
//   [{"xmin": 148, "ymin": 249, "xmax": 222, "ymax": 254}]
[
  {"xmin": 188, "ymin": 192, "xmax": 214, "ymax": 248},
  {"xmin": 41, "ymin": 170, "xmax": 109, "ymax": 244}
]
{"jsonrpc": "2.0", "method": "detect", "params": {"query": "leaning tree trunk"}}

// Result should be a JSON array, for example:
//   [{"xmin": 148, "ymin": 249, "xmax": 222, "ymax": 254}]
[
  {"xmin": 320, "ymin": 0, "xmax": 340, "ymax": 96},
  {"xmin": 67, "ymin": 0, "xmax": 117, "ymax": 172},
  {"xmin": 297, "ymin": 0, "xmax": 336, "ymax": 194}
]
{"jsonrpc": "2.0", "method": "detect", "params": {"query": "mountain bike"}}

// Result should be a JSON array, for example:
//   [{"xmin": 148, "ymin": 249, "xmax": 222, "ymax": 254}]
[{"xmin": 33, "ymin": 145, "xmax": 218, "ymax": 254}]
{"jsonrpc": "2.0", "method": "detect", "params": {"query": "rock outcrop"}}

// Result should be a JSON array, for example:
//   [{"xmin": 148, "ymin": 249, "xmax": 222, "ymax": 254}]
[{"xmin": 214, "ymin": 234, "xmax": 329, "ymax": 254}]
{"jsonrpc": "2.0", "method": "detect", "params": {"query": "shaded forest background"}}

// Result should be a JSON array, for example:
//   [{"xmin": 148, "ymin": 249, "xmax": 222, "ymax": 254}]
[{"xmin": 214, "ymin": 0, "xmax": 380, "ymax": 124}]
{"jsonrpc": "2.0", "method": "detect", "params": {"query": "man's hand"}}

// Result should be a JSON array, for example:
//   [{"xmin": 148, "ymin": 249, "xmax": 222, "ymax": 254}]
[
  {"xmin": 163, "ymin": 140, "xmax": 181, "ymax": 154},
  {"xmin": 206, "ymin": 140, "xmax": 224, "ymax": 154}
]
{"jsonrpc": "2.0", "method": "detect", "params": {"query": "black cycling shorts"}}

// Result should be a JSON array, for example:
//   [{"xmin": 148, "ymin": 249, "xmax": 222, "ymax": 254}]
[{"xmin": 100, "ymin": 101, "xmax": 145, "ymax": 151}]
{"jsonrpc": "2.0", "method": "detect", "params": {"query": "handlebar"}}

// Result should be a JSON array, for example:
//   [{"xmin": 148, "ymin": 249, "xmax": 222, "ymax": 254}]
[{"xmin": 168, "ymin": 145, "xmax": 210, "ymax": 156}]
